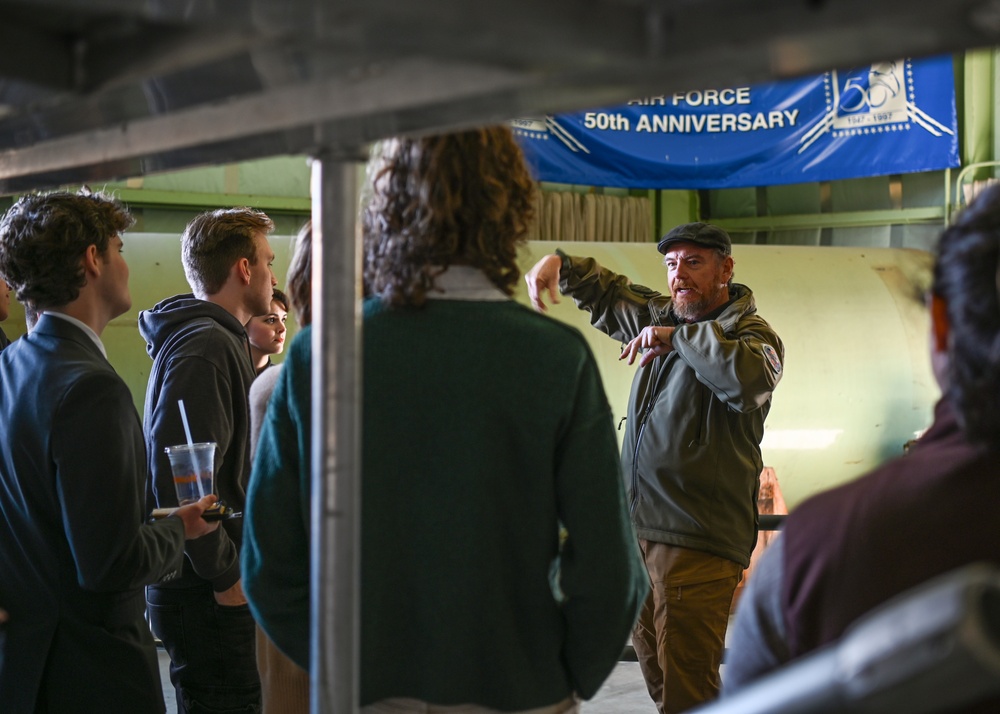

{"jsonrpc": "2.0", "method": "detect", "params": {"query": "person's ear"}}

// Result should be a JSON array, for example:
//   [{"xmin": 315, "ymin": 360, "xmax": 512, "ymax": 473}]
[
  {"xmin": 721, "ymin": 255, "xmax": 735, "ymax": 284},
  {"xmin": 930, "ymin": 292, "xmax": 950, "ymax": 353},
  {"xmin": 236, "ymin": 257, "xmax": 251, "ymax": 286},
  {"xmin": 82, "ymin": 244, "xmax": 101, "ymax": 277}
]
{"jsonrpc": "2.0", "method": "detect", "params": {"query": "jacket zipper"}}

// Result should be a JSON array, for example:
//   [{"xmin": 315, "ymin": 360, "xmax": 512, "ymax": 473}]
[
  {"xmin": 630, "ymin": 355, "xmax": 670, "ymax": 515},
  {"xmin": 630, "ymin": 398, "xmax": 655, "ymax": 515}
]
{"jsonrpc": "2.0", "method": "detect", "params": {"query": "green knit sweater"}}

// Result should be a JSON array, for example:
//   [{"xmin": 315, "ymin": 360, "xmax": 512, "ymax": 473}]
[{"xmin": 243, "ymin": 296, "xmax": 646, "ymax": 709}]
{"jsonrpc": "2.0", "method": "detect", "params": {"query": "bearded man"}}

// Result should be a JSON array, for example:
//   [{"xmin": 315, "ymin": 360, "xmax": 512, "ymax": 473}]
[{"xmin": 525, "ymin": 222, "xmax": 784, "ymax": 714}]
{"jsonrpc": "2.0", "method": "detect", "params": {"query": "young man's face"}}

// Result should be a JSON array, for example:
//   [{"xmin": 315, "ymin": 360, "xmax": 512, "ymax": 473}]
[
  {"xmin": 248, "ymin": 232, "xmax": 277, "ymax": 317},
  {"xmin": 100, "ymin": 235, "xmax": 132, "ymax": 319}
]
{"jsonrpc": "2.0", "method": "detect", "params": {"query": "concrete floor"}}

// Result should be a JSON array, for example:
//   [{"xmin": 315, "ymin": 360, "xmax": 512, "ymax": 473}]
[
  {"xmin": 581, "ymin": 661, "xmax": 655, "ymax": 714},
  {"xmin": 157, "ymin": 651, "xmax": 654, "ymax": 713},
  {"xmin": 157, "ymin": 650, "xmax": 178, "ymax": 713}
]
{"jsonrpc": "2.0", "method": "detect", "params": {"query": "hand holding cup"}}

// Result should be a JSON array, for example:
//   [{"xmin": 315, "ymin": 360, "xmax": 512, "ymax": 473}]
[{"xmin": 173, "ymin": 494, "xmax": 221, "ymax": 539}]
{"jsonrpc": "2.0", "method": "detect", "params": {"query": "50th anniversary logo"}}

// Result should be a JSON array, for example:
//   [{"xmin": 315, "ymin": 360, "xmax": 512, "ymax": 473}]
[{"xmin": 514, "ymin": 56, "xmax": 958, "ymax": 189}]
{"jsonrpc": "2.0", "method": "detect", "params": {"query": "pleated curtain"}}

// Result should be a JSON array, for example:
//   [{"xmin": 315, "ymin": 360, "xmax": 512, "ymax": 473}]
[{"xmin": 527, "ymin": 191, "xmax": 652, "ymax": 243}]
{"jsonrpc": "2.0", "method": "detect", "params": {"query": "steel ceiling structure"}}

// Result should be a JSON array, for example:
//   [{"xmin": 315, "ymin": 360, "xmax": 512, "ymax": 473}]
[
  {"xmin": 0, "ymin": 0, "xmax": 998, "ymax": 191},
  {"xmin": 3, "ymin": 2, "xmax": 999, "ymax": 713}
]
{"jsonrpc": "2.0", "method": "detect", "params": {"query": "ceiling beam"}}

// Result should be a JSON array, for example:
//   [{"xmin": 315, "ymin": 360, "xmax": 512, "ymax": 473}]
[
  {"xmin": 0, "ymin": 59, "xmax": 535, "ymax": 181},
  {"xmin": 82, "ymin": 26, "xmax": 273, "ymax": 93}
]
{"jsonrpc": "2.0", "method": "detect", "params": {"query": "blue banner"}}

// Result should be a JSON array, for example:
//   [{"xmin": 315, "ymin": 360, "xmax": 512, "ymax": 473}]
[{"xmin": 514, "ymin": 56, "xmax": 958, "ymax": 189}]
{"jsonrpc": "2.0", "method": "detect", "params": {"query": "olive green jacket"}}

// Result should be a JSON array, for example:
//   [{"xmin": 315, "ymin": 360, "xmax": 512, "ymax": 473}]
[{"xmin": 558, "ymin": 251, "xmax": 784, "ymax": 567}]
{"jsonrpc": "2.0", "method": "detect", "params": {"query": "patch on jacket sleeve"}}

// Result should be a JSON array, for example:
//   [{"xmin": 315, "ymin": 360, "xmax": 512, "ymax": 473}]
[{"xmin": 762, "ymin": 344, "xmax": 782, "ymax": 374}]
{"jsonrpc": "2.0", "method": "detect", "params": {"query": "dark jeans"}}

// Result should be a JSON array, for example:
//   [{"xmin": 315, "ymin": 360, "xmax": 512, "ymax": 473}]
[{"xmin": 147, "ymin": 583, "xmax": 261, "ymax": 714}]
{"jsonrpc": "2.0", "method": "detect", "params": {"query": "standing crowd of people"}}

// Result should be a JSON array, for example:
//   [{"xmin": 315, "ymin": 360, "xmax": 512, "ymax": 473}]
[{"xmin": 0, "ymin": 124, "xmax": 996, "ymax": 714}]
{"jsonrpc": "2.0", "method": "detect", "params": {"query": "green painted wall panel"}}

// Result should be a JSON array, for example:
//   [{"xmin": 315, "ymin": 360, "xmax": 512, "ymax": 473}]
[
  {"xmin": 236, "ymin": 156, "xmax": 311, "ymax": 197},
  {"xmin": 709, "ymin": 187, "xmax": 757, "ymax": 218},
  {"xmin": 130, "ymin": 166, "xmax": 229, "ymax": 194},
  {"xmin": 656, "ymin": 189, "xmax": 699, "ymax": 237},
  {"xmin": 764, "ymin": 183, "xmax": 823, "ymax": 245},
  {"xmin": 829, "ymin": 176, "xmax": 892, "ymax": 247},
  {"xmin": 766, "ymin": 182, "xmax": 821, "ymax": 215},
  {"xmin": 961, "ymin": 48, "xmax": 994, "ymax": 171}
]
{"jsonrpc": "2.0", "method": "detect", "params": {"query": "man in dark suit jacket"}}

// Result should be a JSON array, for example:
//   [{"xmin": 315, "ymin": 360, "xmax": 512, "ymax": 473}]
[{"xmin": 0, "ymin": 191, "xmax": 219, "ymax": 714}]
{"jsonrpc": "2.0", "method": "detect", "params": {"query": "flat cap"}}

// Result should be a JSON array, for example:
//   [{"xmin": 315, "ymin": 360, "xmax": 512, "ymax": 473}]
[{"xmin": 657, "ymin": 222, "xmax": 732, "ymax": 255}]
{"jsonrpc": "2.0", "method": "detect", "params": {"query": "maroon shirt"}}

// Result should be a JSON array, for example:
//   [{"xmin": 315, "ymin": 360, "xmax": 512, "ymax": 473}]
[{"xmin": 781, "ymin": 397, "xmax": 1000, "ymax": 710}]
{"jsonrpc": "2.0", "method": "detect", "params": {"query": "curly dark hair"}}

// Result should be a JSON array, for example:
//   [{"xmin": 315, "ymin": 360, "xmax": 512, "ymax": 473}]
[
  {"xmin": 0, "ymin": 190, "xmax": 134, "ymax": 310},
  {"xmin": 933, "ymin": 183, "xmax": 1000, "ymax": 445},
  {"xmin": 362, "ymin": 127, "xmax": 537, "ymax": 307},
  {"xmin": 182, "ymin": 207, "xmax": 274, "ymax": 296}
]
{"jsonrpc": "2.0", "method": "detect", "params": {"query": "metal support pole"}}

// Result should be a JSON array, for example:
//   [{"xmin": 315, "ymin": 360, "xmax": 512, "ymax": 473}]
[{"xmin": 309, "ymin": 151, "xmax": 362, "ymax": 714}]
